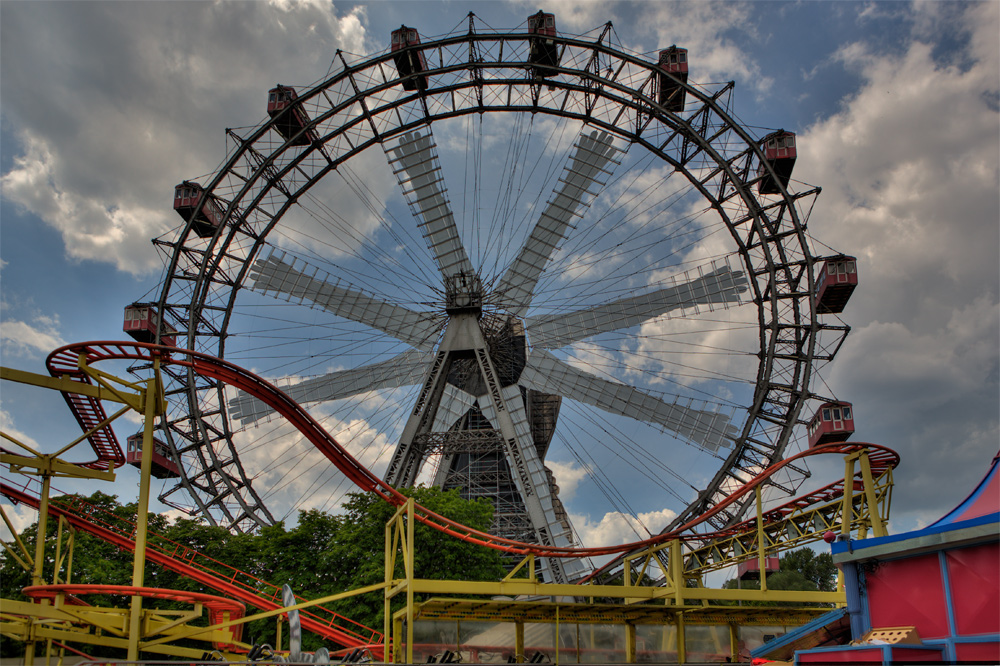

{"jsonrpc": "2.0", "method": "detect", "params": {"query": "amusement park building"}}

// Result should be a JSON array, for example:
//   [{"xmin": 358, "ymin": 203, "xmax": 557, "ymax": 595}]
[{"xmin": 755, "ymin": 451, "xmax": 1000, "ymax": 664}]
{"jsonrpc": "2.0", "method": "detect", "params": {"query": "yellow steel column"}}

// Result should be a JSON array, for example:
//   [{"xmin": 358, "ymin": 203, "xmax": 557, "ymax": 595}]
[
  {"xmin": 669, "ymin": 539, "xmax": 684, "ymax": 606},
  {"xmin": 393, "ymin": 615, "xmax": 403, "ymax": 665},
  {"xmin": 515, "ymin": 622, "xmax": 525, "ymax": 663},
  {"xmin": 53, "ymin": 518, "xmax": 64, "ymax": 584},
  {"xmin": 625, "ymin": 622, "xmax": 636, "ymax": 663},
  {"xmin": 859, "ymin": 449, "xmax": 888, "ymax": 537},
  {"xmin": 385, "ymin": 513, "xmax": 393, "ymax": 664},
  {"xmin": 841, "ymin": 454, "xmax": 857, "ymax": 539},
  {"xmin": 31, "ymin": 474, "xmax": 52, "ymax": 587},
  {"xmin": 26, "ymin": 472, "xmax": 53, "ymax": 666},
  {"xmin": 676, "ymin": 613, "xmax": 685, "ymax": 665},
  {"xmin": 729, "ymin": 624, "xmax": 739, "ymax": 662},
  {"xmin": 755, "ymin": 484, "xmax": 767, "ymax": 592},
  {"xmin": 406, "ymin": 498, "xmax": 415, "ymax": 665},
  {"xmin": 554, "ymin": 605, "xmax": 560, "ymax": 666},
  {"xmin": 127, "ymin": 371, "xmax": 160, "ymax": 661}
]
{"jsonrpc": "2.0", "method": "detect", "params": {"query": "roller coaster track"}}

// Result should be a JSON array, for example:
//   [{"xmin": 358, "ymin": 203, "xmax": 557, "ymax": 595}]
[
  {"xmin": 43, "ymin": 347, "xmax": 126, "ymax": 470},
  {"xmin": 0, "ymin": 479, "xmax": 382, "ymax": 649},
  {"xmin": 678, "ymin": 443, "xmax": 897, "ymax": 576},
  {"xmin": 38, "ymin": 342, "xmax": 900, "ymax": 562}
]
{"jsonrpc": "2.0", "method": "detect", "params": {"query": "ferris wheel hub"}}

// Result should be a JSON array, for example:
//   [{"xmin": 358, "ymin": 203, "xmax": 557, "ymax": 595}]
[{"xmin": 444, "ymin": 271, "xmax": 484, "ymax": 314}]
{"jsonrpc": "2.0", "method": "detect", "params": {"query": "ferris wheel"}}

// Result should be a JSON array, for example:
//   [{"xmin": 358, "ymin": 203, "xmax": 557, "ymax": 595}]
[{"xmin": 141, "ymin": 14, "xmax": 851, "ymax": 583}]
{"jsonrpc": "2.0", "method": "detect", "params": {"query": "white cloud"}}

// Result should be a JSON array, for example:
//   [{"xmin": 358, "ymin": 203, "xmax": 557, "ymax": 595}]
[
  {"xmin": 0, "ymin": 312, "xmax": 66, "ymax": 359},
  {"xmin": 795, "ymin": 1, "xmax": 999, "ymax": 526},
  {"xmin": 547, "ymin": 459, "xmax": 588, "ymax": 499},
  {"xmin": 0, "ymin": 411, "xmax": 43, "ymax": 541},
  {"xmin": 0, "ymin": 500, "xmax": 36, "ymax": 543},
  {"xmin": 0, "ymin": 409, "xmax": 43, "ymax": 454},
  {"xmin": 1, "ymin": 133, "xmax": 175, "ymax": 275},
  {"xmin": 571, "ymin": 507, "xmax": 676, "ymax": 548},
  {"xmin": 634, "ymin": 2, "xmax": 771, "ymax": 93},
  {"xmin": 1, "ymin": 1, "xmax": 371, "ymax": 277},
  {"xmin": 540, "ymin": 1, "xmax": 770, "ymax": 91}
]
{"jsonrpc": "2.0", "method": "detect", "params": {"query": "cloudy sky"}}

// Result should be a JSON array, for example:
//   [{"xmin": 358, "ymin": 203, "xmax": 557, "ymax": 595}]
[{"xmin": 2, "ymin": 0, "xmax": 998, "ymax": 563}]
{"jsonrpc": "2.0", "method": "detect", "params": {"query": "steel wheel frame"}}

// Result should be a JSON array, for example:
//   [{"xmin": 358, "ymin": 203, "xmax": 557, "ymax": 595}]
[{"xmin": 150, "ymin": 20, "xmax": 835, "ymax": 535}]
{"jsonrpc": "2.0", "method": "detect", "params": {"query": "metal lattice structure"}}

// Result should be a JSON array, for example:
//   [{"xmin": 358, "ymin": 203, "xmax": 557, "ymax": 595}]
[{"xmin": 146, "ymin": 17, "xmax": 850, "ymax": 581}]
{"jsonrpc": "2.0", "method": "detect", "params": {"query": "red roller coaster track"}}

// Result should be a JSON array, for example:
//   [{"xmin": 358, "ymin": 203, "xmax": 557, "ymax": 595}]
[
  {"xmin": 40, "ymin": 341, "xmax": 899, "ymax": 560},
  {"xmin": 0, "ymin": 479, "xmax": 383, "ymax": 649},
  {"xmin": 2, "ymin": 340, "xmax": 899, "ymax": 650}
]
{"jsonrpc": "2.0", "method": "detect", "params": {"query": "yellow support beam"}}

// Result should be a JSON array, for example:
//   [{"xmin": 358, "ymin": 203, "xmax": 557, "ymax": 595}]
[
  {"xmin": 674, "ymin": 450, "xmax": 895, "ymax": 578},
  {"xmin": 0, "ymin": 453, "xmax": 116, "ymax": 482},
  {"xmin": 1, "ymin": 503, "xmax": 33, "ymax": 572},
  {"xmin": 0, "ymin": 367, "xmax": 145, "ymax": 411}
]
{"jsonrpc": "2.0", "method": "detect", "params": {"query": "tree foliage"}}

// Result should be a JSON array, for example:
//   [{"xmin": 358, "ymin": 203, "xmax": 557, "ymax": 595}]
[
  {"xmin": 720, "ymin": 547, "xmax": 837, "ymax": 605},
  {"xmin": 1, "ymin": 486, "xmax": 505, "ymax": 656}
]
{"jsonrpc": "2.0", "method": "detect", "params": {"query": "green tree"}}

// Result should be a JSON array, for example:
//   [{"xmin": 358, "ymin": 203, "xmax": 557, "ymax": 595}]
[
  {"xmin": 2, "ymin": 486, "xmax": 506, "ymax": 655},
  {"xmin": 0, "ymin": 491, "xmax": 171, "ymax": 657},
  {"xmin": 719, "ymin": 547, "xmax": 837, "ymax": 605},
  {"xmin": 778, "ymin": 548, "xmax": 836, "ymax": 591}
]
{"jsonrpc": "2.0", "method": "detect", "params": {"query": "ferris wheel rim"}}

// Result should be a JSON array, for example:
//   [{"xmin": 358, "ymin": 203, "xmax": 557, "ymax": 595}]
[{"xmin": 151, "ymin": 22, "xmax": 823, "ymax": 535}]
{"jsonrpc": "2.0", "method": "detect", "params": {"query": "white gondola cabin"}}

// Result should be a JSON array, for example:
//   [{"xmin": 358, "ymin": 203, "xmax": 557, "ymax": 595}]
[
  {"xmin": 267, "ymin": 86, "xmax": 318, "ymax": 146},
  {"xmin": 174, "ymin": 181, "xmax": 225, "ymax": 238},
  {"xmin": 390, "ymin": 26, "xmax": 428, "ymax": 91},
  {"xmin": 527, "ymin": 11, "xmax": 560, "ymax": 78},
  {"xmin": 123, "ymin": 303, "xmax": 176, "ymax": 347},
  {"xmin": 815, "ymin": 256, "xmax": 858, "ymax": 314},
  {"xmin": 807, "ymin": 401, "xmax": 855, "ymax": 448},
  {"xmin": 657, "ymin": 46, "xmax": 688, "ymax": 112},
  {"xmin": 757, "ymin": 130, "xmax": 797, "ymax": 194},
  {"xmin": 126, "ymin": 433, "xmax": 181, "ymax": 479}
]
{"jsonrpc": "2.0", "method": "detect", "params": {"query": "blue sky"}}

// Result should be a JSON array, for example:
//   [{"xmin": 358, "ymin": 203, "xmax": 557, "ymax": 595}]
[{"xmin": 2, "ymin": 1, "xmax": 998, "ymax": 563}]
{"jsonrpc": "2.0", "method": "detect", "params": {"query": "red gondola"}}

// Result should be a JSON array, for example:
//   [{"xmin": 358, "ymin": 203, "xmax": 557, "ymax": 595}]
[
  {"xmin": 815, "ymin": 256, "xmax": 858, "ymax": 314},
  {"xmin": 174, "ymin": 181, "xmax": 225, "ymax": 238},
  {"xmin": 267, "ymin": 86, "xmax": 318, "ymax": 146},
  {"xmin": 123, "ymin": 303, "xmax": 177, "ymax": 347},
  {"xmin": 390, "ymin": 26, "xmax": 428, "ymax": 91},
  {"xmin": 527, "ymin": 11, "xmax": 560, "ymax": 78},
  {"xmin": 738, "ymin": 556, "xmax": 780, "ymax": 580},
  {"xmin": 657, "ymin": 46, "xmax": 688, "ymax": 112},
  {"xmin": 757, "ymin": 130, "xmax": 797, "ymax": 194},
  {"xmin": 126, "ymin": 433, "xmax": 181, "ymax": 479},
  {"xmin": 807, "ymin": 401, "xmax": 855, "ymax": 448}
]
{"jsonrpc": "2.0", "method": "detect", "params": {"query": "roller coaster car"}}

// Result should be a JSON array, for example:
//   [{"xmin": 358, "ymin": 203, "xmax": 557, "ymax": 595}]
[
  {"xmin": 657, "ymin": 46, "xmax": 688, "ymax": 112},
  {"xmin": 757, "ymin": 130, "xmax": 797, "ymax": 194},
  {"xmin": 174, "ymin": 181, "xmax": 226, "ymax": 238},
  {"xmin": 807, "ymin": 401, "xmax": 855, "ymax": 448},
  {"xmin": 815, "ymin": 256, "xmax": 858, "ymax": 314},
  {"xmin": 126, "ymin": 433, "xmax": 181, "ymax": 479},
  {"xmin": 391, "ymin": 26, "xmax": 429, "ymax": 91},
  {"xmin": 527, "ymin": 11, "xmax": 560, "ymax": 78},
  {"xmin": 267, "ymin": 85, "xmax": 319, "ymax": 146},
  {"xmin": 123, "ymin": 303, "xmax": 177, "ymax": 347}
]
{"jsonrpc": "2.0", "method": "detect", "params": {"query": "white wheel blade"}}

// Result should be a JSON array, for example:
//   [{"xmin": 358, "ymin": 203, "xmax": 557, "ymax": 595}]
[
  {"xmin": 229, "ymin": 350, "xmax": 433, "ymax": 424},
  {"xmin": 527, "ymin": 265, "xmax": 749, "ymax": 349},
  {"xmin": 386, "ymin": 130, "xmax": 474, "ymax": 278},
  {"xmin": 496, "ymin": 129, "xmax": 621, "ymax": 316},
  {"xmin": 520, "ymin": 350, "xmax": 735, "ymax": 452},
  {"xmin": 431, "ymin": 384, "xmax": 477, "ymax": 433},
  {"xmin": 248, "ymin": 249, "xmax": 442, "ymax": 351}
]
